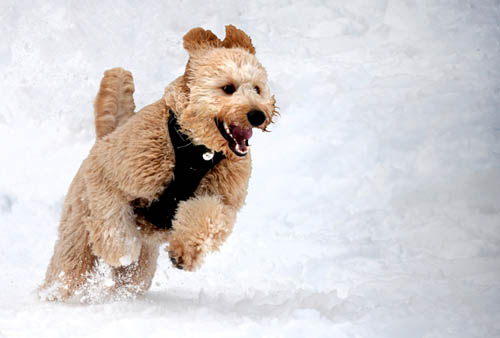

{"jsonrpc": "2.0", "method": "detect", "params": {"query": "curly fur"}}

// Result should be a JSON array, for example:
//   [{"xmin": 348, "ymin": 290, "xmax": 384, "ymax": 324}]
[{"xmin": 40, "ymin": 25, "xmax": 277, "ymax": 301}]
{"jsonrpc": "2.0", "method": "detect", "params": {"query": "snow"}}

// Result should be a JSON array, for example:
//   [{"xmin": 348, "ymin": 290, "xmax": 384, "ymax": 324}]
[
  {"xmin": 119, "ymin": 255, "xmax": 133, "ymax": 267},
  {"xmin": 1, "ymin": 0, "xmax": 499, "ymax": 337}
]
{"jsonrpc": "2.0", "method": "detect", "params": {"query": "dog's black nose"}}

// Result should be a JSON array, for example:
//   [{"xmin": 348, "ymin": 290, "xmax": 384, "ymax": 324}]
[{"xmin": 247, "ymin": 110, "xmax": 266, "ymax": 127}]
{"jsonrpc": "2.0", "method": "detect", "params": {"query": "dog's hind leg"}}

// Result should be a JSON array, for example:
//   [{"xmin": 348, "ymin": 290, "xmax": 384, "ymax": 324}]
[
  {"xmin": 41, "ymin": 229, "xmax": 97, "ymax": 301},
  {"xmin": 94, "ymin": 67, "xmax": 136, "ymax": 139},
  {"xmin": 40, "ymin": 166, "xmax": 98, "ymax": 301}
]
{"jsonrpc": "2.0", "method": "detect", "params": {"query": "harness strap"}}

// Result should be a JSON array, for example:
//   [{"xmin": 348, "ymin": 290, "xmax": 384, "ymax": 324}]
[{"xmin": 134, "ymin": 109, "xmax": 225, "ymax": 229}]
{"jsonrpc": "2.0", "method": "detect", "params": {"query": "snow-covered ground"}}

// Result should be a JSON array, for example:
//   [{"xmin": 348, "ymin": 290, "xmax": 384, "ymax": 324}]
[{"xmin": 1, "ymin": 1, "xmax": 499, "ymax": 337}]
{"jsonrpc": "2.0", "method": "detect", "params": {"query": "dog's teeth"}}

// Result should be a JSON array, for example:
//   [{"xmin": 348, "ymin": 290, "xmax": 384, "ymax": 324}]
[{"xmin": 234, "ymin": 143, "xmax": 248, "ymax": 154}]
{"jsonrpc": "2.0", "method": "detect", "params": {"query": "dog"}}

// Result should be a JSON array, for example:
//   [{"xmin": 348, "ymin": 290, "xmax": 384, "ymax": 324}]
[{"xmin": 40, "ymin": 25, "xmax": 277, "ymax": 301}]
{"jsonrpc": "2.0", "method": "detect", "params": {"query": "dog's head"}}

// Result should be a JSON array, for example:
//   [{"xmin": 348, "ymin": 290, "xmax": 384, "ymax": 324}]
[{"xmin": 167, "ymin": 25, "xmax": 277, "ymax": 158}]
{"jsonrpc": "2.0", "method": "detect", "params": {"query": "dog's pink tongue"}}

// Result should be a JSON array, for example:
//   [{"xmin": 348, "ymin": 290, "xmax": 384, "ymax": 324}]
[{"xmin": 231, "ymin": 126, "xmax": 252, "ymax": 151}]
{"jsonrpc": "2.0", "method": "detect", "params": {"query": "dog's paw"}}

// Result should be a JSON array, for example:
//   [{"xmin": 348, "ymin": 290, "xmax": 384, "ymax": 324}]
[
  {"xmin": 169, "ymin": 255, "xmax": 184, "ymax": 270},
  {"xmin": 167, "ymin": 237, "xmax": 206, "ymax": 271},
  {"xmin": 166, "ymin": 195, "xmax": 234, "ymax": 271}
]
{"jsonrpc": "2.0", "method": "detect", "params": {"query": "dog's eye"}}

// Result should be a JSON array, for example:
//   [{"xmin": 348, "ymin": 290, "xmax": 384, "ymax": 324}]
[
  {"xmin": 222, "ymin": 84, "xmax": 236, "ymax": 95},
  {"xmin": 254, "ymin": 86, "xmax": 261, "ymax": 95}
]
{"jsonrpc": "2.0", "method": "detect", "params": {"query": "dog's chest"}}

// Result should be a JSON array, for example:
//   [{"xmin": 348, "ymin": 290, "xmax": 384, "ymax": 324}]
[{"xmin": 134, "ymin": 110, "xmax": 224, "ymax": 229}]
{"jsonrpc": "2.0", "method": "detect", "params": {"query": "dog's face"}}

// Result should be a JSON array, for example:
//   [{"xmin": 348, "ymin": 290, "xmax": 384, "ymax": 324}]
[{"xmin": 176, "ymin": 26, "xmax": 277, "ymax": 158}]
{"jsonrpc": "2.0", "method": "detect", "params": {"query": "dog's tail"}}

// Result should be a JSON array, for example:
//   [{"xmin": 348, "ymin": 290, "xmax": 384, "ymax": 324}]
[{"xmin": 94, "ymin": 67, "xmax": 136, "ymax": 139}]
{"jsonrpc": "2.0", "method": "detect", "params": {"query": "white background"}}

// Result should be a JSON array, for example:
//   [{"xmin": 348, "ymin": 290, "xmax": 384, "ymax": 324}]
[{"xmin": 0, "ymin": 1, "xmax": 499, "ymax": 337}]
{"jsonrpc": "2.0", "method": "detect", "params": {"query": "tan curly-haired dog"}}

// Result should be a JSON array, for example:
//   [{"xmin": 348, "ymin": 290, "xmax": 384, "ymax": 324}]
[{"xmin": 40, "ymin": 25, "xmax": 277, "ymax": 301}]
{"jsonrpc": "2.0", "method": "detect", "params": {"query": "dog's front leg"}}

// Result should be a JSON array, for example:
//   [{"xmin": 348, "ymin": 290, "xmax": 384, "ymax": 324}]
[
  {"xmin": 85, "ymin": 179, "xmax": 142, "ymax": 267},
  {"xmin": 167, "ymin": 195, "xmax": 236, "ymax": 271}
]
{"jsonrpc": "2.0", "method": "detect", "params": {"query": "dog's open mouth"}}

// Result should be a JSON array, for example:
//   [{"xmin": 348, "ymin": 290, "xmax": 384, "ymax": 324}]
[{"xmin": 215, "ymin": 119, "xmax": 253, "ymax": 157}]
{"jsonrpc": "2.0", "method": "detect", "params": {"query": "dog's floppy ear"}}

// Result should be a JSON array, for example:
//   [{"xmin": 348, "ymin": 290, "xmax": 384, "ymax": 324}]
[
  {"xmin": 222, "ymin": 25, "xmax": 256, "ymax": 55},
  {"xmin": 183, "ymin": 27, "xmax": 222, "ymax": 54}
]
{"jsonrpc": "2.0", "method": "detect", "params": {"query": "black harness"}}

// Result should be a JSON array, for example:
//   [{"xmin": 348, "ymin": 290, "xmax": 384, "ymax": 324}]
[{"xmin": 134, "ymin": 109, "xmax": 225, "ymax": 229}]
